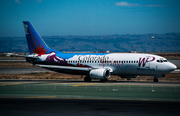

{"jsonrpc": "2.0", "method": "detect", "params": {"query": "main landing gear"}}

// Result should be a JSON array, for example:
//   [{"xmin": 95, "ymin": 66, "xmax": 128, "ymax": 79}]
[
  {"xmin": 153, "ymin": 78, "xmax": 158, "ymax": 82},
  {"xmin": 84, "ymin": 77, "xmax": 91, "ymax": 82}
]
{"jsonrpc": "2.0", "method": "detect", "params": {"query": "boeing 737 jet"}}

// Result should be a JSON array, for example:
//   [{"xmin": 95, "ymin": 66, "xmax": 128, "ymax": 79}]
[{"xmin": 23, "ymin": 21, "xmax": 177, "ymax": 82}]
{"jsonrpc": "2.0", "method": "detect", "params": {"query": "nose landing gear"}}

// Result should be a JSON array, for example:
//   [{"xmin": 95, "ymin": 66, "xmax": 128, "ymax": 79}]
[
  {"xmin": 153, "ymin": 74, "xmax": 165, "ymax": 82},
  {"xmin": 153, "ymin": 78, "xmax": 158, "ymax": 82},
  {"xmin": 84, "ymin": 77, "xmax": 91, "ymax": 82}
]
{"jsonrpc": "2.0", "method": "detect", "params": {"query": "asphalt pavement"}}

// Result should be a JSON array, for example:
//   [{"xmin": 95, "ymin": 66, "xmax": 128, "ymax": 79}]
[{"xmin": 0, "ymin": 98, "xmax": 179, "ymax": 116}]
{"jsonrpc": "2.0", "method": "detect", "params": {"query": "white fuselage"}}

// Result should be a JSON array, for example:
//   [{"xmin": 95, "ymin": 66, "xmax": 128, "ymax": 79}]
[{"xmin": 33, "ymin": 53, "xmax": 177, "ymax": 77}]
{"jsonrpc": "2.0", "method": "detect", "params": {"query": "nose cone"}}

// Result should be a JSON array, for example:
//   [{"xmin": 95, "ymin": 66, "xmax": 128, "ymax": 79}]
[{"xmin": 168, "ymin": 63, "xmax": 177, "ymax": 72}]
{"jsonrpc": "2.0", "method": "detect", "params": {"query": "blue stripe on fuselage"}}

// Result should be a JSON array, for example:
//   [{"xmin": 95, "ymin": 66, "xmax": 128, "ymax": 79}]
[{"xmin": 55, "ymin": 51, "xmax": 110, "ymax": 59}]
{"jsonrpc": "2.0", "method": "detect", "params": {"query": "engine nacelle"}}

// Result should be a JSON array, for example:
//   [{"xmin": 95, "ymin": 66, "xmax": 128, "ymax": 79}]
[
  {"xmin": 120, "ymin": 75, "xmax": 139, "ymax": 78},
  {"xmin": 89, "ymin": 68, "xmax": 111, "ymax": 79}
]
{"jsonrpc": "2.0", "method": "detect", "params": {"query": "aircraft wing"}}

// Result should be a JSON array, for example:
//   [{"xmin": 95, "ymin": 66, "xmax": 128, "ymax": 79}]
[{"xmin": 37, "ymin": 64, "xmax": 92, "ymax": 71}]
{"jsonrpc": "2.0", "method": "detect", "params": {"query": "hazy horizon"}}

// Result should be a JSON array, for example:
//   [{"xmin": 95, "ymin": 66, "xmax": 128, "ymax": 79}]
[{"xmin": 1, "ymin": 33, "xmax": 180, "ymax": 53}]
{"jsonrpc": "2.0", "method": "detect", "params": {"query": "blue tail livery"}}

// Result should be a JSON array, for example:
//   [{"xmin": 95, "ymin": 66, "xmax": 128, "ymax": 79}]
[{"xmin": 23, "ymin": 21, "xmax": 55, "ymax": 55}]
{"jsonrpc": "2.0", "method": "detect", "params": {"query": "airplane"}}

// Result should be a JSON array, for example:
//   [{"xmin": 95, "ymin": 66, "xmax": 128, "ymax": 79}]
[{"xmin": 22, "ymin": 21, "xmax": 177, "ymax": 82}]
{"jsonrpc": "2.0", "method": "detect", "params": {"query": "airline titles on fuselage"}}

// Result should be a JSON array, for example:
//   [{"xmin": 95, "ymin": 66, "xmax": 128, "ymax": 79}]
[
  {"xmin": 38, "ymin": 54, "xmax": 156, "ymax": 68},
  {"xmin": 78, "ymin": 55, "xmax": 109, "ymax": 61}
]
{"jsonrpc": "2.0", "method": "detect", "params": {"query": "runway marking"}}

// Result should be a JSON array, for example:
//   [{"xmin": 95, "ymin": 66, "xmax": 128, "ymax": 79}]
[
  {"xmin": 73, "ymin": 84, "xmax": 94, "ymax": 87},
  {"xmin": 0, "ymin": 83, "xmax": 21, "ymax": 86},
  {"xmin": 24, "ymin": 96, "xmax": 56, "ymax": 98}
]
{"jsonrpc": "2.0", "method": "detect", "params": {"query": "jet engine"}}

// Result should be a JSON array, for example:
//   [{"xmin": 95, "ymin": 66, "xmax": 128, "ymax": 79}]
[{"xmin": 89, "ymin": 68, "xmax": 111, "ymax": 79}]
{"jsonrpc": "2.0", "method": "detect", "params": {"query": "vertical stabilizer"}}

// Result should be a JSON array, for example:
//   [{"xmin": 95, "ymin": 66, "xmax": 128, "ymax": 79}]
[{"xmin": 23, "ymin": 21, "xmax": 53, "ymax": 55}]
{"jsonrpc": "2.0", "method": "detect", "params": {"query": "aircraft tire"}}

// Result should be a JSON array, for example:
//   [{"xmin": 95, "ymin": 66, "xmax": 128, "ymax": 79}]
[
  {"xmin": 84, "ymin": 77, "xmax": 91, "ymax": 82},
  {"xmin": 153, "ymin": 78, "xmax": 158, "ymax": 82}
]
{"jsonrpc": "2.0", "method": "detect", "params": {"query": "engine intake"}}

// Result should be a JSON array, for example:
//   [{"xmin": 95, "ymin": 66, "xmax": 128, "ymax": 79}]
[{"xmin": 89, "ymin": 68, "xmax": 111, "ymax": 79}]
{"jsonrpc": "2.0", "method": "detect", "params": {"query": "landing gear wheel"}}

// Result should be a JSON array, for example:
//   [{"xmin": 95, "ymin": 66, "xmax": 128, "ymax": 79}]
[
  {"xmin": 153, "ymin": 78, "xmax": 158, "ymax": 82},
  {"xmin": 84, "ymin": 77, "xmax": 91, "ymax": 82}
]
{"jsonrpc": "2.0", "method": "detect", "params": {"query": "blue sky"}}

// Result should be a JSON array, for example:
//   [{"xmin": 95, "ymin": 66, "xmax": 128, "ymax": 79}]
[{"xmin": 0, "ymin": 0, "xmax": 180, "ymax": 37}]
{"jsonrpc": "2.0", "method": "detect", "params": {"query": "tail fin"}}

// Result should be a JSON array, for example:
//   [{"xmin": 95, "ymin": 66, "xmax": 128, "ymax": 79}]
[{"xmin": 23, "ymin": 21, "xmax": 53, "ymax": 55}]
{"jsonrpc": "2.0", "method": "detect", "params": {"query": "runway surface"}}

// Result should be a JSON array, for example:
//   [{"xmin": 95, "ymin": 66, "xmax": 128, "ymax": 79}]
[
  {"xmin": 0, "ymin": 79, "xmax": 180, "ymax": 85},
  {"xmin": 0, "ymin": 67, "xmax": 51, "ymax": 74},
  {"xmin": 0, "ymin": 80, "xmax": 180, "ymax": 101},
  {"xmin": 0, "ymin": 80, "xmax": 180, "ymax": 116}
]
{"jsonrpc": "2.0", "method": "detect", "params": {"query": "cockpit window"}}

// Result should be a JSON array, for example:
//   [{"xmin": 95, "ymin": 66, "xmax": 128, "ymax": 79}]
[
  {"xmin": 157, "ymin": 59, "xmax": 168, "ymax": 63},
  {"xmin": 157, "ymin": 60, "xmax": 163, "ymax": 62}
]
